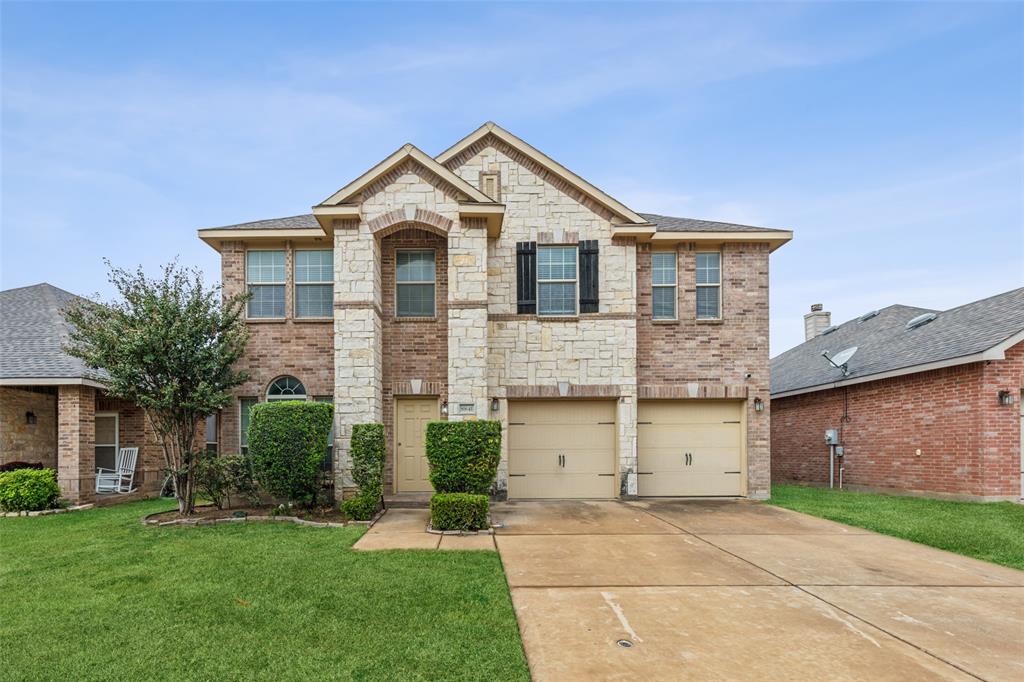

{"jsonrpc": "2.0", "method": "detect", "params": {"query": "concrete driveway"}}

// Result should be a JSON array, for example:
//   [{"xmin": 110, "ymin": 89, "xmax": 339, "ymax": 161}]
[{"xmin": 491, "ymin": 499, "xmax": 1024, "ymax": 682}]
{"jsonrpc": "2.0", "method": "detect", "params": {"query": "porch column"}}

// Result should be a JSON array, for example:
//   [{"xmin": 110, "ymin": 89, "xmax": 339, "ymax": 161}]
[
  {"xmin": 447, "ymin": 217, "xmax": 490, "ymax": 421},
  {"xmin": 333, "ymin": 219, "xmax": 383, "ymax": 499},
  {"xmin": 57, "ymin": 384, "xmax": 96, "ymax": 503}
]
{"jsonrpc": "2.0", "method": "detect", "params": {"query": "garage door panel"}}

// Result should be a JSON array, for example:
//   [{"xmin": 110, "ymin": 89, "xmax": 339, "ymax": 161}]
[
  {"xmin": 508, "ymin": 474, "xmax": 614, "ymax": 499},
  {"xmin": 638, "ymin": 400, "xmax": 744, "ymax": 497},
  {"xmin": 508, "ymin": 401, "xmax": 616, "ymax": 499}
]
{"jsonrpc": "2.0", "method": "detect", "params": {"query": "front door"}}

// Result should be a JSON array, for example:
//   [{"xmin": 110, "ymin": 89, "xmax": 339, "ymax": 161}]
[{"xmin": 395, "ymin": 397, "xmax": 439, "ymax": 492}]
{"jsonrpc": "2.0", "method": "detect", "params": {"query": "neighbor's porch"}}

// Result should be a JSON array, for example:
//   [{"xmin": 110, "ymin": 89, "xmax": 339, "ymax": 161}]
[{"xmin": 0, "ymin": 384, "xmax": 163, "ymax": 504}]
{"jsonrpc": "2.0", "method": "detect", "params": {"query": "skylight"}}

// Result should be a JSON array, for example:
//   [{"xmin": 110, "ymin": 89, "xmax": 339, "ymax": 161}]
[{"xmin": 905, "ymin": 313, "xmax": 937, "ymax": 330}]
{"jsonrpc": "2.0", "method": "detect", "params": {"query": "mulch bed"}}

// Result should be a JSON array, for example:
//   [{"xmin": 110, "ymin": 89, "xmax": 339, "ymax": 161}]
[{"xmin": 144, "ymin": 504, "xmax": 359, "ymax": 527}]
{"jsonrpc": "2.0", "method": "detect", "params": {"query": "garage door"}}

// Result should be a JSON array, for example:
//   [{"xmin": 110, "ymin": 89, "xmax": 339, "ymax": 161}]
[
  {"xmin": 508, "ymin": 400, "xmax": 616, "ymax": 499},
  {"xmin": 638, "ymin": 400, "xmax": 744, "ymax": 497}
]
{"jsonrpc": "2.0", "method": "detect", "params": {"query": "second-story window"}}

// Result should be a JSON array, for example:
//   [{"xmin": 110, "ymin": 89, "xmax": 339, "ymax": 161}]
[
  {"xmin": 295, "ymin": 249, "xmax": 333, "ymax": 318},
  {"xmin": 696, "ymin": 252, "xmax": 722, "ymax": 319},
  {"xmin": 651, "ymin": 252, "xmax": 677, "ymax": 320},
  {"xmin": 396, "ymin": 250, "xmax": 435, "ymax": 317},
  {"xmin": 537, "ymin": 245, "xmax": 577, "ymax": 316},
  {"xmin": 247, "ymin": 250, "xmax": 285, "ymax": 318}
]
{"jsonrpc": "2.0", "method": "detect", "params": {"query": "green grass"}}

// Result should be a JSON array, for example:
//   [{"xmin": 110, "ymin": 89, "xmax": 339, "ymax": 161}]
[
  {"xmin": 768, "ymin": 484, "xmax": 1024, "ymax": 570},
  {"xmin": 0, "ymin": 499, "xmax": 528, "ymax": 682}
]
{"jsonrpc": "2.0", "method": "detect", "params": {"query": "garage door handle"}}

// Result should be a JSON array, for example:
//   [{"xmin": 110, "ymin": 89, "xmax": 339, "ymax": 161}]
[
  {"xmin": 724, "ymin": 471, "xmax": 741, "ymax": 474},
  {"xmin": 509, "ymin": 474, "xmax": 526, "ymax": 477},
  {"xmin": 637, "ymin": 471, "xmax": 654, "ymax": 475}
]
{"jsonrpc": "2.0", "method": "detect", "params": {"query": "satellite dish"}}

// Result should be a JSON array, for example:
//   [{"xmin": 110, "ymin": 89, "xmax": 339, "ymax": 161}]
[{"xmin": 821, "ymin": 346, "xmax": 858, "ymax": 376}]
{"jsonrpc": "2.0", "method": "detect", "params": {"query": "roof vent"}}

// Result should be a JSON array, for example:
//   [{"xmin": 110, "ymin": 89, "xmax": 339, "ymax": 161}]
[
  {"xmin": 821, "ymin": 325, "xmax": 838, "ymax": 335},
  {"xmin": 858, "ymin": 310, "xmax": 879, "ymax": 322},
  {"xmin": 905, "ymin": 313, "xmax": 937, "ymax": 330}
]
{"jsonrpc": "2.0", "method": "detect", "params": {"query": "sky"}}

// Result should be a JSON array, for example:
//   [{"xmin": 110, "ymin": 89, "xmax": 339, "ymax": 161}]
[{"xmin": 2, "ymin": 1, "xmax": 1022, "ymax": 354}]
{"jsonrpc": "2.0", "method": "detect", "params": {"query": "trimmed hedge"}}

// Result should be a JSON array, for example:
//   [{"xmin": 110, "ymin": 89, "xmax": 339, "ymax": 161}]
[
  {"xmin": 194, "ymin": 453, "xmax": 259, "ymax": 510},
  {"xmin": 344, "ymin": 423, "xmax": 386, "ymax": 520},
  {"xmin": 430, "ymin": 492, "xmax": 489, "ymax": 531},
  {"xmin": 0, "ymin": 468, "xmax": 61, "ymax": 512},
  {"xmin": 425, "ymin": 420, "xmax": 501, "ymax": 494},
  {"xmin": 249, "ymin": 400, "xmax": 333, "ymax": 506}
]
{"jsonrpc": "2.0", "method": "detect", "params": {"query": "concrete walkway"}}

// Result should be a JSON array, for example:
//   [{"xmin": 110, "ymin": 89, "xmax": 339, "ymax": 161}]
[
  {"xmin": 352, "ymin": 508, "xmax": 495, "ymax": 551},
  {"xmin": 492, "ymin": 499, "xmax": 1024, "ymax": 682}
]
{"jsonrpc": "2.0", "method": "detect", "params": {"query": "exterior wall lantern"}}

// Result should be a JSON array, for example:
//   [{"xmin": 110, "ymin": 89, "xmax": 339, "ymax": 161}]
[
  {"xmin": 25, "ymin": 411, "xmax": 37, "ymax": 425},
  {"xmin": 440, "ymin": 401, "xmax": 449, "ymax": 416},
  {"xmin": 490, "ymin": 397, "xmax": 500, "ymax": 412},
  {"xmin": 998, "ymin": 390, "xmax": 1014, "ymax": 406},
  {"xmin": 753, "ymin": 397, "xmax": 764, "ymax": 412}
]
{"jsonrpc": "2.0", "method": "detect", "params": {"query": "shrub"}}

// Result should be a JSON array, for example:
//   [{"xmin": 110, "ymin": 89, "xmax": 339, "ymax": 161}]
[
  {"xmin": 0, "ymin": 468, "xmax": 61, "ymax": 512},
  {"xmin": 430, "ymin": 493, "xmax": 489, "ymax": 531},
  {"xmin": 350, "ymin": 423, "xmax": 385, "ymax": 499},
  {"xmin": 341, "ymin": 495, "xmax": 379, "ymax": 521},
  {"xmin": 425, "ymin": 420, "xmax": 501, "ymax": 494},
  {"xmin": 249, "ymin": 400, "xmax": 333, "ymax": 506},
  {"xmin": 194, "ymin": 453, "xmax": 259, "ymax": 509}
]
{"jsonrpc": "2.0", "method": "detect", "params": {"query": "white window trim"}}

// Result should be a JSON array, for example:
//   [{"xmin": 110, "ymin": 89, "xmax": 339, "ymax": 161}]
[
  {"xmin": 239, "ymin": 397, "xmax": 258, "ymax": 452},
  {"xmin": 95, "ymin": 412, "xmax": 119, "ymax": 471},
  {"xmin": 246, "ymin": 248, "xmax": 287, "ymax": 320},
  {"xmin": 266, "ymin": 376, "xmax": 308, "ymax": 401},
  {"xmin": 651, "ymin": 251, "xmax": 678, "ymax": 321},
  {"xmin": 293, "ymin": 248, "xmax": 334, "ymax": 319},
  {"xmin": 537, "ymin": 245, "xmax": 579, "ymax": 317},
  {"xmin": 696, "ymin": 251, "xmax": 722, "ymax": 320},
  {"xmin": 395, "ymin": 248, "xmax": 437, "ymax": 318}
]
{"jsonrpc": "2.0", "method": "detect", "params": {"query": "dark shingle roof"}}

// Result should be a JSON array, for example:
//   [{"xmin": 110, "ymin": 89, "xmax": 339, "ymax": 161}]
[
  {"xmin": 203, "ymin": 211, "xmax": 786, "ymax": 233},
  {"xmin": 0, "ymin": 283, "xmax": 108, "ymax": 383},
  {"xmin": 640, "ymin": 213, "xmax": 787, "ymax": 233},
  {"xmin": 199, "ymin": 214, "xmax": 319, "ymax": 231},
  {"xmin": 771, "ymin": 288, "xmax": 1024, "ymax": 396}
]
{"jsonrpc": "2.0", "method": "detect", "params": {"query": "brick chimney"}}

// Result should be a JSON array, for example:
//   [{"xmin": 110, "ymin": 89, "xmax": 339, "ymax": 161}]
[{"xmin": 804, "ymin": 303, "xmax": 831, "ymax": 340}]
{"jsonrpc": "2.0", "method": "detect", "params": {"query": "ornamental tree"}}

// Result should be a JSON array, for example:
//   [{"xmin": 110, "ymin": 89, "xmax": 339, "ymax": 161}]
[{"xmin": 63, "ymin": 261, "xmax": 249, "ymax": 514}]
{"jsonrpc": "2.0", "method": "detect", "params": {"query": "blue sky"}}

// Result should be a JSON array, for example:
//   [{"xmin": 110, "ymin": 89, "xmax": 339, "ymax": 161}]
[{"xmin": 2, "ymin": 1, "xmax": 1021, "ymax": 353}]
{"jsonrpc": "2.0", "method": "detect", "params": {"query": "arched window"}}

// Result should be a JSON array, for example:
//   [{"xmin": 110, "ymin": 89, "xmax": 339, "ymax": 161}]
[{"xmin": 267, "ymin": 376, "xmax": 306, "ymax": 401}]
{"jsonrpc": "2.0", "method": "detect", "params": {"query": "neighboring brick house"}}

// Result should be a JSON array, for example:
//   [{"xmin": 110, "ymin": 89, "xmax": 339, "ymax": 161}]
[
  {"xmin": 0, "ymin": 283, "xmax": 163, "ymax": 503},
  {"xmin": 198, "ymin": 122, "xmax": 792, "ymax": 501},
  {"xmin": 771, "ymin": 289, "xmax": 1024, "ymax": 501}
]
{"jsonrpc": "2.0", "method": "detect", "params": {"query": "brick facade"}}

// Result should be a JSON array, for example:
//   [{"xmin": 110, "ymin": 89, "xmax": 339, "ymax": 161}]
[
  {"xmin": 0, "ymin": 387, "xmax": 57, "ymax": 469},
  {"xmin": 771, "ymin": 341, "xmax": 1023, "ymax": 500}
]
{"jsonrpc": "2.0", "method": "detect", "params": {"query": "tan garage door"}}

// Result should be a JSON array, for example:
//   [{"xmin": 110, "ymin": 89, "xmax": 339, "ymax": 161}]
[
  {"xmin": 508, "ymin": 400, "xmax": 616, "ymax": 499},
  {"xmin": 638, "ymin": 400, "xmax": 744, "ymax": 497}
]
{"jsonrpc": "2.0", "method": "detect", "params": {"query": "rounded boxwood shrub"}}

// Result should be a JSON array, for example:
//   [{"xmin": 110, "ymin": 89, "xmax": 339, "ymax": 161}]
[
  {"xmin": 430, "ymin": 492, "xmax": 489, "ymax": 531},
  {"xmin": 341, "ymin": 495, "xmax": 379, "ymax": 521},
  {"xmin": 0, "ymin": 468, "xmax": 61, "ymax": 512},
  {"xmin": 425, "ymin": 420, "xmax": 501, "ymax": 494},
  {"xmin": 248, "ymin": 400, "xmax": 333, "ymax": 506}
]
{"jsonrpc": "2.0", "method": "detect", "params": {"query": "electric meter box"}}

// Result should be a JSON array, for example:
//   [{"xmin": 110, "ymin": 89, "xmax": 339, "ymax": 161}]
[{"xmin": 824, "ymin": 429, "xmax": 839, "ymax": 445}]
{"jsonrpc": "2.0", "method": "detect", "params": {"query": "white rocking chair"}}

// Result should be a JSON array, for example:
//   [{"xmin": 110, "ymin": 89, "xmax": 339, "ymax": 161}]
[{"xmin": 95, "ymin": 447, "xmax": 139, "ymax": 494}]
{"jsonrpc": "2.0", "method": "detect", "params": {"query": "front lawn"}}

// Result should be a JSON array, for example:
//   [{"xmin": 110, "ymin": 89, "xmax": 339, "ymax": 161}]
[
  {"xmin": 768, "ymin": 484, "xmax": 1024, "ymax": 570},
  {"xmin": 0, "ymin": 499, "xmax": 528, "ymax": 681}
]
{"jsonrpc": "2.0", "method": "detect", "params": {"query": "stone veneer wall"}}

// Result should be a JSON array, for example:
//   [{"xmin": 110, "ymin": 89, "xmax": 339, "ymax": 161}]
[
  {"xmin": 0, "ymin": 387, "xmax": 57, "ymax": 468},
  {"xmin": 380, "ymin": 228, "xmax": 448, "ymax": 493},
  {"xmin": 636, "ymin": 242, "xmax": 772, "ymax": 499}
]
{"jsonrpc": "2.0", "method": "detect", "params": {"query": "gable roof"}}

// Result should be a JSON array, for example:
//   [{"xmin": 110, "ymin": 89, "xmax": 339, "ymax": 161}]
[
  {"xmin": 771, "ymin": 288, "xmax": 1024, "ymax": 397},
  {"xmin": 316, "ymin": 143, "xmax": 493, "ymax": 207},
  {"xmin": 435, "ymin": 121, "xmax": 651, "ymax": 225},
  {"xmin": 640, "ymin": 213, "xmax": 788, "ymax": 234},
  {"xmin": 0, "ymin": 283, "xmax": 108, "ymax": 386}
]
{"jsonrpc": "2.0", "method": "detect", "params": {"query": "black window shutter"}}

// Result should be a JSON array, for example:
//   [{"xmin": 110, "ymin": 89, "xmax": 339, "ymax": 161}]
[
  {"xmin": 516, "ymin": 241, "xmax": 537, "ymax": 314},
  {"xmin": 579, "ymin": 240, "xmax": 599, "ymax": 313}
]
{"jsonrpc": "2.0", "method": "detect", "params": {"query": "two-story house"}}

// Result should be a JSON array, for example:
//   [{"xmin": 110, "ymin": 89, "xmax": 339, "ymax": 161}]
[{"xmin": 198, "ymin": 122, "xmax": 791, "ymax": 501}]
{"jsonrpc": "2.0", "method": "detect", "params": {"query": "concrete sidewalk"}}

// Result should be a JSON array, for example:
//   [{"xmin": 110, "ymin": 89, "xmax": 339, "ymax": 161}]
[
  {"xmin": 492, "ymin": 499, "xmax": 1024, "ymax": 682},
  {"xmin": 352, "ymin": 508, "xmax": 495, "ymax": 551}
]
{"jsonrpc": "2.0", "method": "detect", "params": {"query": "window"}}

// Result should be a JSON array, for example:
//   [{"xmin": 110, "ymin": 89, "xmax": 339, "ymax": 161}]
[
  {"xmin": 696, "ymin": 252, "xmax": 721, "ymax": 319},
  {"xmin": 396, "ymin": 250, "xmax": 435, "ymax": 317},
  {"xmin": 537, "ymin": 246, "xmax": 577, "ymax": 316},
  {"xmin": 239, "ymin": 398, "xmax": 258, "ymax": 454},
  {"xmin": 205, "ymin": 413, "xmax": 218, "ymax": 455},
  {"xmin": 267, "ymin": 376, "xmax": 306, "ymax": 401},
  {"xmin": 95, "ymin": 413, "xmax": 119, "ymax": 471},
  {"xmin": 247, "ymin": 251, "xmax": 285, "ymax": 318},
  {"xmin": 316, "ymin": 396, "xmax": 334, "ymax": 472},
  {"xmin": 295, "ymin": 249, "xmax": 333, "ymax": 318},
  {"xmin": 651, "ymin": 252, "xmax": 677, "ymax": 320}
]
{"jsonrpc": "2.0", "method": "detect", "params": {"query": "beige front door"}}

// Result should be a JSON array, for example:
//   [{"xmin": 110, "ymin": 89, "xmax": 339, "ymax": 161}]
[
  {"xmin": 638, "ymin": 400, "xmax": 744, "ymax": 497},
  {"xmin": 507, "ymin": 400, "xmax": 616, "ymax": 499},
  {"xmin": 395, "ymin": 397, "xmax": 439, "ymax": 492}
]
